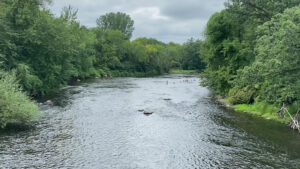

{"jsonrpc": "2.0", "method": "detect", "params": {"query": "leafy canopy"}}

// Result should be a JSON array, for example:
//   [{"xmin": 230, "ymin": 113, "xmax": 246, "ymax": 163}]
[{"xmin": 96, "ymin": 12, "xmax": 134, "ymax": 39}]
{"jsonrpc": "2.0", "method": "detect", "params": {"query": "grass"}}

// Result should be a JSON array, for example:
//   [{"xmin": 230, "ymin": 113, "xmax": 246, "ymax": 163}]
[
  {"xmin": 170, "ymin": 69, "xmax": 198, "ymax": 74},
  {"xmin": 233, "ymin": 102, "xmax": 290, "ymax": 123}
]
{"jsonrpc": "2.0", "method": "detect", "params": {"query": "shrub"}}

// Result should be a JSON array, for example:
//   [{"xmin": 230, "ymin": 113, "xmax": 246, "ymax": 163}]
[
  {"xmin": 0, "ymin": 71, "xmax": 39, "ymax": 128},
  {"xmin": 228, "ymin": 86, "xmax": 256, "ymax": 105}
]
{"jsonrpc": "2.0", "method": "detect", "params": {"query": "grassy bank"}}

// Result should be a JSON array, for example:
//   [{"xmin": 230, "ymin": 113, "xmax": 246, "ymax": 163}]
[
  {"xmin": 233, "ymin": 103, "xmax": 290, "ymax": 123},
  {"xmin": 170, "ymin": 69, "xmax": 198, "ymax": 74},
  {"xmin": 215, "ymin": 96, "xmax": 291, "ymax": 124}
]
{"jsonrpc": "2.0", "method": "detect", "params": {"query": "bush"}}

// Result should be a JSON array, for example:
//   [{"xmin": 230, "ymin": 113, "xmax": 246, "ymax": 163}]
[
  {"xmin": 228, "ymin": 86, "xmax": 256, "ymax": 105},
  {"xmin": 0, "ymin": 71, "xmax": 39, "ymax": 128}
]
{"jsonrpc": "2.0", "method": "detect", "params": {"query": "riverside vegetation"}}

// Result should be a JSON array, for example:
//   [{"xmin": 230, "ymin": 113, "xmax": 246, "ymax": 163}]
[
  {"xmin": 0, "ymin": 0, "xmax": 205, "ymax": 128},
  {"xmin": 200, "ymin": 1, "xmax": 300, "ymax": 130}
]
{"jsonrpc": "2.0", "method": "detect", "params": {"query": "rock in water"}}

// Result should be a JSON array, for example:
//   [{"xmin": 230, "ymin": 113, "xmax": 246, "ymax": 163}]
[
  {"xmin": 45, "ymin": 100, "xmax": 53, "ymax": 105},
  {"xmin": 143, "ymin": 111, "xmax": 153, "ymax": 115}
]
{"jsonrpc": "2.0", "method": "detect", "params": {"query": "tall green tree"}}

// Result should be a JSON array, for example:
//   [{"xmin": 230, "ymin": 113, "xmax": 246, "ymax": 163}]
[
  {"xmin": 94, "ymin": 30, "xmax": 128, "ymax": 69},
  {"xmin": 200, "ymin": 10, "xmax": 248, "ymax": 95},
  {"xmin": 96, "ymin": 12, "xmax": 134, "ymax": 39}
]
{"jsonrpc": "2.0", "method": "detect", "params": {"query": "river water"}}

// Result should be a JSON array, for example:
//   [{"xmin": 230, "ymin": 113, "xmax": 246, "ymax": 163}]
[{"xmin": 0, "ymin": 74, "xmax": 300, "ymax": 168}]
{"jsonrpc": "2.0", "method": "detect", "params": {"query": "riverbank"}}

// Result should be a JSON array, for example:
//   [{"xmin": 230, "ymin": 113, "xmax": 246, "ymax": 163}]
[
  {"xmin": 169, "ymin": 69, "xmax": 198, "ymax": 74},
  {"xmin": 110, "ymin": 70, "xmax": 161, "ymax": 77},
  {"xmin": 215, "ymin": 95, "xmax": 290, "ymax": 124}
]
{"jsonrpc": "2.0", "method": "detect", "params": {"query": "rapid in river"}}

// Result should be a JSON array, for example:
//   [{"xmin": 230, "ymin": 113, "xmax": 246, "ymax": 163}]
[{"xmin": 0, "ymin": 74, "xmax": 300, "ymax": 168}]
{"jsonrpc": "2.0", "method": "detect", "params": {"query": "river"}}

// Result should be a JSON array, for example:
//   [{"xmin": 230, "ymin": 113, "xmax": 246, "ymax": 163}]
[{"xmin": 0, "ymin": 74, "xmax": 300, "ymax": 168}]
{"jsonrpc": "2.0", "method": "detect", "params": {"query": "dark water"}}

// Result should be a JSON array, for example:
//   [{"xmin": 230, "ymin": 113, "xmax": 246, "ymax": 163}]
[{"xmin": 1, "ymin": 74, "xmax": 300, "ymax": 169}]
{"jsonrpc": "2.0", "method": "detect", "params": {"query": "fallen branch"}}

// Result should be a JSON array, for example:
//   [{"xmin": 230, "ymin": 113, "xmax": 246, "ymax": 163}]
[{"xmin": 278, "ymin": 103, "xmax": 300, "ymax": 132}]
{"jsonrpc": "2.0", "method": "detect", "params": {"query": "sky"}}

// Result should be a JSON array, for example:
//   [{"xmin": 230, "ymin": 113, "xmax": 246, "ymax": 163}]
[{"xmin": 49, "ymin": 0, "xmax": 226, "ymax": 44}]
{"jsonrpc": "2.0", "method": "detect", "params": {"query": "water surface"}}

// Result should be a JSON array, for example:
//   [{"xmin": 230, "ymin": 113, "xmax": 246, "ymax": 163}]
[{"xmin": 1, "ymin": 74, "xmax": 300, "ymax": 168}]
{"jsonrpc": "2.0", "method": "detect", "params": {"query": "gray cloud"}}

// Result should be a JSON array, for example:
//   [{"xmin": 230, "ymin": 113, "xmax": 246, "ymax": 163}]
[
  {"xmin": 161, "ymin": 0, "xmax": 225, "ymax": 20},
  {"xmin": 49, "ymin": 0, "xmax": 225, "ymax": 43}
]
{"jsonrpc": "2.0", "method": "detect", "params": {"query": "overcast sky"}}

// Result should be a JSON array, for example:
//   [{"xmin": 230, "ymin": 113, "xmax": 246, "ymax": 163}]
[{"xmin": 49, "ymin": 0, "xmax": 226, "ymax": 44}]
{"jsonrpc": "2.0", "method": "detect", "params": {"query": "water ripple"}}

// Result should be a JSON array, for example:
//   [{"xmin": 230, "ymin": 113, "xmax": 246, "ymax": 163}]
[{"xmin": 0, "ymin": 74, "xmax": 300, "ymax": 168}]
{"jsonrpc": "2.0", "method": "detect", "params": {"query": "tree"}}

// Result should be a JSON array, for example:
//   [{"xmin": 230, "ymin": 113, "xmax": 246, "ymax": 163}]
[
  {"xmin": 0, "ymin": 0, "xmax": 42, "ymax": 70},
  {"xmin": 233, "ymin": 6, "xmax": 300, "ymax": 105},
  {"xmin": 96, "ymin": 12, "xmax": 134, "ymax": 39},
  {"xmin": 181, "ymin": 38, "xmax": 205, "ymax": 70},
  {"xmin": 166, "ymin": 42, "xmax": 182, "ymax": 69},
  {"xmin": 94, "ymin": 30, "xmax": 128, "ymax": 69},
  {"xmin": 132, "ymin": 38, "xmax": 172, "ymax": 74},
  {"xmin": 200, "ymin": 10, "xmax": 248, "ymax": 95}
]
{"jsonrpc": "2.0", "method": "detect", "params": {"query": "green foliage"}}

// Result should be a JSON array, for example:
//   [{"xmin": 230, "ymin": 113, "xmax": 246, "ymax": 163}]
[
  {"xmin": 130, "ymin": 38, "xmax": 172, "ymax": 74},
  {"xmin": 96, "ymin": 12, "xmax": 134, "ymax": 39},
  {"xmin": 200, "ymin": 10, "xmax": 254, "ymax": 95},
  {"xmin": 94, "ymin": 30, "xmax": 127, "ymax": 69},
  {"xmin": 201, "ymin": 1, "xmax": 300, "ymax": 110},
  {"xmin": 166, "ymin": 43, "xmax": 181, "ymax": 69},
  {"xmin": 227, "ymin": 0, "xmax": 300, "ymax": 23},
  {"xmin": 235, "ymin": 6, "xmax": 300, "ymax": 105},
  {"xmin": 228, "ymin": 86, "xmax": 256, "ymax": 105},
  {"xmin": 15, "ymin": 63, "xmax": 43, "ymax": 96},
  {"xmin": 0, "ymin": 1, "xmax": 100, "ymax": 95},
  {"xmin": 181, "ymin": 38, "xmax": 205, "ymax": 70},
  {"xmin": 0, "ymin": 70, "xmax": 39, "ymax": 128}
]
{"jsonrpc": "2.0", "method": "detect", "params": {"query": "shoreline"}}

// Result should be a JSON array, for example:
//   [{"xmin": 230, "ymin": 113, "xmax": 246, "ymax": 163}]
[
  {"xmin": 169, "ymin": 69, "xmax": 198, "ymax": 74},
  {"xmin": 214, "ymin": 95, "xmax": 290, "ymax": 124}
]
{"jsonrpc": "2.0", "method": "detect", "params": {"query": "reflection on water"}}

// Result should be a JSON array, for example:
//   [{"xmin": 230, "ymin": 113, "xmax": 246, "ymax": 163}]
[{"xmin": 0, "ymin": 74, "xmax": 300, "ymax": 168}]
